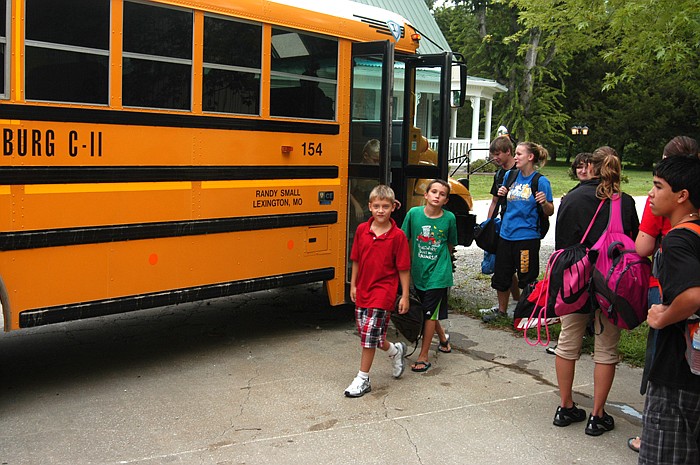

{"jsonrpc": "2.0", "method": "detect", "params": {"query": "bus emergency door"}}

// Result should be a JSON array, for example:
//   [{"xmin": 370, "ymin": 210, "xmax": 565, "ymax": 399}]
[
  {"xmin": 346, "ymin": 41, "xmax": 395, "ymax": 289},
  {"xmin": 393, "ymin": 52, "xmax": 454, "ymax": 228}
]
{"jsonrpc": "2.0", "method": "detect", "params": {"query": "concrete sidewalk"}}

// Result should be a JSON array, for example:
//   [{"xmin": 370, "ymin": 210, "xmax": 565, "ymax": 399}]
[
  {"xmin": 0, "ymin": 194, "xmax": 651, "ymax": 464},
  {"xmin": 0, "ymin": 286, "xmax": 645, "ymax": 465},
  {"xmin": 188, "ymin": 308, "xmax": 646, "ymax": 465}
]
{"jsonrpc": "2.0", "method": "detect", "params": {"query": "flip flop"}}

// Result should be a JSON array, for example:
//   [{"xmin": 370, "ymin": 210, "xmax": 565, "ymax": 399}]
[
  {"xmin": 411, "ymin": 361, "xmax": 431, "ymax": 372},
  {"xmin": 438, "ymin": 335, "xmax": 452, "ymax": 353},
  {"xmin": 627, "ymin": 437, "xmax": 640, "ymax": 453}
]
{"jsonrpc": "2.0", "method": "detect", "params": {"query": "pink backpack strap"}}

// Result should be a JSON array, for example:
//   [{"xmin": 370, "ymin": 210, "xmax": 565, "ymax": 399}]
[
  {"xmin": 581, "ymin": 199, "xmax": 607, "ymax": 244},
  {"xmin": 608, "ymin": 194, "xmax": 624, "ymax": 234}
]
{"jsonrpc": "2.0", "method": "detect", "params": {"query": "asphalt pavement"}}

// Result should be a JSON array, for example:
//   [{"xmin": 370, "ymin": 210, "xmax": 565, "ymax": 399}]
[
  {"xmin": 0, "ymin": 195, "xmax": 651, "ymax": 464},
  {"xmin": 0, "ymin": 281, "xmax": 645, "ymax": 464}
]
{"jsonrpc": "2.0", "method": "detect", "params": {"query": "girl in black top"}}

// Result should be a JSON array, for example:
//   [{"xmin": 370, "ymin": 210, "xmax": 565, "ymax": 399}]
[{"xmin": 552, "ymin": 147, "xmax": 639, "ymax": 436}]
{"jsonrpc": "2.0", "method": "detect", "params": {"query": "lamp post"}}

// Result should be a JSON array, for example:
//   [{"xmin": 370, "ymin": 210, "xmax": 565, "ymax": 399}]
[{"xmin": 570, "ymin": 125, "xmax": 589, "ymax": 156}]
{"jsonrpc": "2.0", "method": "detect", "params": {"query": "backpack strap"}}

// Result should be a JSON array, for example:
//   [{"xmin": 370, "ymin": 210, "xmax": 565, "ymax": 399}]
[
  {"xmin": 580, "ymin": 199, "xmax": 607, "ymax": 244},
  {"xmin": 504, "ymin": 169, "xmax": 519, "ymax": 189},
  {"xmin": 672, "ymin": 222, "xmax": 700, "ymax": 237},
  {"xmin": 498, "ymin": 169, "xmax": 519, "ymax": 216},
  {"xmin": 531, "ymin": 172, "xmax": 541, "ymax": 193},
  {"xmin": 608, "ymin": 194, "xmax": 624, "ymax": 234}
]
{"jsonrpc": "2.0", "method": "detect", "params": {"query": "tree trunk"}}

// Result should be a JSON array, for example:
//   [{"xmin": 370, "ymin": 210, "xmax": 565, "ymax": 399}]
[{"xmin": 518, "ymin": 27, "xmax": 540, "ymax": 140}]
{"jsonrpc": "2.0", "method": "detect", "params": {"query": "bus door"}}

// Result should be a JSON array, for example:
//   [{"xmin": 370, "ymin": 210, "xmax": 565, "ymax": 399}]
[
  {"xmin": 393, "ymin": 52, "xmax": 454, "ymax": 227},
  {"xmin": 347, "ymin": 41, "xmax": 395, "ymax": 285}
]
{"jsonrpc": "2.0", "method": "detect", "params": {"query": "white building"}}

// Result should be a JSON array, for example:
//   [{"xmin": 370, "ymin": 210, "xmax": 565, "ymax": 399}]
[{"xmin": 352, "ymin": 0, "xmax": 507, "ymax": 161}]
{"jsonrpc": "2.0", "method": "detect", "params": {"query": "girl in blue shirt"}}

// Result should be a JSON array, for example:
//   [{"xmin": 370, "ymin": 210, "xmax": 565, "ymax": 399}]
[{"xmin": 483, "ymin": 141, "xmax": 554, "ymax": 321}]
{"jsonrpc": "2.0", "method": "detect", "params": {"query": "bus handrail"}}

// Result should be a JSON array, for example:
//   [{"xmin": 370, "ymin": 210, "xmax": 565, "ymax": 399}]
[{"xmin": 449, "ymin": 147, "xmax": 493, "ymax": 178}]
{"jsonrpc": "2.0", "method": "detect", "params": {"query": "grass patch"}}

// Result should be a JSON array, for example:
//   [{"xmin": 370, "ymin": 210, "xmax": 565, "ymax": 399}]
[{"xmin": 457, "ymin": 162, "xmax": 654, "ymax": 201}]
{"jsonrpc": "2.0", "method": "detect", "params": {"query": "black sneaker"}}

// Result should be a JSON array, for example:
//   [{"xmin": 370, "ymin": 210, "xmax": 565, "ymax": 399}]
[
  {"xmin": 585, "ymin": 412, "xmax": 615, "ymax": 436},
  {"xmin": 553, "ymin": 403, "xmax": 587, "ymax": 427}
]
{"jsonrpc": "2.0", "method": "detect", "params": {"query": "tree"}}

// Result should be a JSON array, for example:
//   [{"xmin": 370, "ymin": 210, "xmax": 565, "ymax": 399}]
[
  {"xmin": 603, "ymin": 0, "xmax": 700, "ymax": 95},
  {"xmin": 435, "ymin": 1, "xmax": 605, "ymax": 146},
  {"xmin": 432, "ymin": 0, "xmax": 700, "ymax": 165}
]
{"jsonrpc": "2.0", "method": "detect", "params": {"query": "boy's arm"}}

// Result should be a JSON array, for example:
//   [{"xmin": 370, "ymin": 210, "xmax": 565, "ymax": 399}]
[
  {"xmin": 349, "ymin": 261, "xmax": 359, "ymax": 303},
  {"xmin": 635, "ymin": 231, "xmax": 657, "ymax": 257},
  {"xmin": 397, "ymin": 269, "xmax": 410, "ymax": 314},
  {"xmin": 487, "ymin": 196, "xmax": 499, "ymax": 218},
  {"xmin": 647, "ymin": 286, "xmax": 700, "ymax": 329}
]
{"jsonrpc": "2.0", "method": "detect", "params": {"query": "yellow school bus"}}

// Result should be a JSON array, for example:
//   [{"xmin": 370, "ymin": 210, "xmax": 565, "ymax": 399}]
[{"xmin": 0, "ymin": 0, "xmax": 473, "ymax": 331}]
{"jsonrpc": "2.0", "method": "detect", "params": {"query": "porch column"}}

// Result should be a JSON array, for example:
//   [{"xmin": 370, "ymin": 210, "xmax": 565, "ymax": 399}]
[
  {"xmin": 485, "ymin": 99, "xmax": 493, "ymax": 142},
  {"xmin": 470, "ymin": 96, "xmax": 481, "ymax": 146},
  {"xmin": 450, "ymin": 108, "xmax": 458, "ymax": 138}
]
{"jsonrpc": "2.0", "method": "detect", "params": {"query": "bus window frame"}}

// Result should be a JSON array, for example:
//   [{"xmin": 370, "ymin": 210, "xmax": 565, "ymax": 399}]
[
  {"xmin": 201, "ymin": 12, "xmax": 263, "ymax": 116},
  {"xmin": 121, "ymin": 0, "xmax": 194, "ymax": 111},
  {"xmin": 24, "ymin": 0, "xmax": 111, "ymax": 105},
  {"xmin": 269, "ymin": 26, "xmax": 338, "ymax": 122},
  {"xmin": 0, "ymin": 0, "xmax": 8, "ymax": 99}
]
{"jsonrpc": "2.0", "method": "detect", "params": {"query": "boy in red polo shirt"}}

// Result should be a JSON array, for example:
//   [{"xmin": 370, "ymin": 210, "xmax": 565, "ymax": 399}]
[{"xmin": 345, "ymin": 185, "xmax": 411, "ymax": 398}]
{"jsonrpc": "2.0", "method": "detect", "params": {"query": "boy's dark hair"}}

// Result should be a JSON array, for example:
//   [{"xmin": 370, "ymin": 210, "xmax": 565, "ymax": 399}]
[
  {"xmin": 654, "ymin": 155, "xmax": 700, "ymax": 209},
  {"xmin": 663, "ymin": 135, "xmax": 699, "ymax": 158},
  {"xmin": 570, "ymin": 152, "xmax": 592, "ymax": 177},
  {"xmin": 489, "ymin": 135, "xmax": 514, "ymax": 155},
  {"xmin": 427, "ymin": 178, "xmax": 450, "ymax": 196}
]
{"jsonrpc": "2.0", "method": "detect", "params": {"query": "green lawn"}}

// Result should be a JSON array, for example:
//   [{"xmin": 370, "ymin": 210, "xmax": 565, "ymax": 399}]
[{"xmin": 457, "ymin": 162, "xmax": 655, "ymax": 201}]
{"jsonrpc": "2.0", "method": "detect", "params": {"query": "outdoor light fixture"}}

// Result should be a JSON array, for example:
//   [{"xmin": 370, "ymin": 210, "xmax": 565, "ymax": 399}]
[
  {"xmin": 571, "ymin": 125, "xmax": 589, "ymax": 136},
  {"xmin": 570, "ymin": 125, "xmax": 589, "ymax": 155}
]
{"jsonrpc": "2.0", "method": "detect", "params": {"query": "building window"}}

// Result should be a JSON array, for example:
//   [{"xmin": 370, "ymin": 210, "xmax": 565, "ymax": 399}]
[
  {"xmin": 202, "ymin": 16, "xmax": 261, "ymax": 115},
  {"xmin": 25, "ymin": 0, "xmax": 110, "ymax": 104},
  {"xmin": 270, "ymin": 28, "xmax": 337, "ymax": 120},
  {"xmin": 122, "ymin": 1, "xmax": 192, "ymax": 110}
]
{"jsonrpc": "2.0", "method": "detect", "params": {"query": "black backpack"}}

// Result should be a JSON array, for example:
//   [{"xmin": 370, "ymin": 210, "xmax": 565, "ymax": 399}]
[
  {"xmin": 503, "ymin": 170, "xmax": 550, "ymax": 239},
  {"xmin": 392, "ymin": 292, "xmax": 425, "ymax": 356}
]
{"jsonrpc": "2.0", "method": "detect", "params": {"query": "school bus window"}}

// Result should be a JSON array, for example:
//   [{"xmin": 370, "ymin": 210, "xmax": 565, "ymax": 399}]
[
  {"xmin": 24, "ymin": 0, "xmax": 109, "ymax": 104},
  {"xmin": 122, "ymin": 1, "xmax": 193, "ymax": 110},
  {"xmin": 270, "ymin": 28, "xmax": 337, "ymax": 120},
  {"xmin": 203, "ymin": 15, "xmax": 262, "ymax": 115}
]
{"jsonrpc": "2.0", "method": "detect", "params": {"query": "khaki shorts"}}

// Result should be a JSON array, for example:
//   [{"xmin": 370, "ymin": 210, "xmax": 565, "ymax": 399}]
[{"xmin": 555, "ymin": 309, "xmax": 621, "ymax": 365}]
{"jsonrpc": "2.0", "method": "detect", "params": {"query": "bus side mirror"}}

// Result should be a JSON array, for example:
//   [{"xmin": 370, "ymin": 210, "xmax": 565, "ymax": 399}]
[{"xmin": 451, "ymin": 60, "xmax": 467, "ymax": 108}]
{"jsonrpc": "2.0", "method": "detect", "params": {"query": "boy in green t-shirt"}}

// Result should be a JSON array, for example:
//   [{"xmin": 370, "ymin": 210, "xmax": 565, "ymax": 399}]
[{"xmin": 401, "ymin": 179, "xmax": 458, "ymax": 372}]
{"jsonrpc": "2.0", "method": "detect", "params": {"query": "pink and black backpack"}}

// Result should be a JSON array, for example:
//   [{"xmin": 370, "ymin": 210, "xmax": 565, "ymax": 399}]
[{"xmin": 589, "ymin": 194, "xmax": 651, "ymax": 329}]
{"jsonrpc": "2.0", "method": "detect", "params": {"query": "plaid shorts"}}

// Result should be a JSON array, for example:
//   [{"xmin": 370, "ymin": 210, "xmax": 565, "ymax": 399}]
[
  {"xmin": 639, "ymin": 381, "xmax": 700, "ymax": 464},
  {"xmin": 355, "ymin": 307, "xmax": 390, "ymax": 349}
]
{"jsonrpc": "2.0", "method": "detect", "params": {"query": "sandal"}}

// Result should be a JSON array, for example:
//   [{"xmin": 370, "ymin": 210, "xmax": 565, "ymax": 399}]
[
  {"xmin": 411, "ymin": 361, "xmax": 431, "ymax": 372},
  {"xmin": 438, "ymin": 335, "xmax": 452, "ymax": 353},
  {"xmin": 627, "ymin": 437, "xmax": 640, "ymax": 453}
]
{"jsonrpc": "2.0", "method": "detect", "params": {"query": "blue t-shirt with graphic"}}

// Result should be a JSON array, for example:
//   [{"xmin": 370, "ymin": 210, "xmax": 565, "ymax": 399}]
[{"xmin": 500, "ymin": 171, "xmax": 553, "ymax": 241}]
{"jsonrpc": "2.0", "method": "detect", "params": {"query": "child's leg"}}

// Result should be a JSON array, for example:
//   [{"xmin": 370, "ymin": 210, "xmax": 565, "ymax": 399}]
[
  {"xmin": 355, "ymin": 307, "xmax": 390, "ymax": 374},
  {"xmin": 510, "ymin": 274, "xmax": 521, "ymax": 302},
  {"xmin": 359, "ymin": 347, "xmax": 376, "ymax": 373},
  {"xmin": 415, "ymin": 319, "xmax": 436, "ymax": 364},
  {"xmin": 435, "ymin": 320, "xmax": 447, "ymax": 342},
  {"xmin": 497, "ymin": 289, "xmax": 510, "ymax": 313},
  {"xmin": 436, "ymin": 321, "xmax": 451, "ymax": 352},
  {"xmin": 379, "ymin": 339, "xmax": 397, "ymax": 352}
]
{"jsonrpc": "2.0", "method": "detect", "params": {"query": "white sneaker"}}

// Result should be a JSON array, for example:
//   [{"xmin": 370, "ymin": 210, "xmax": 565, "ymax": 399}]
[
  {"xmin": 479, "ymin": 305, "xmax": 499, "ymax": 314},
  {"xmin": 391, "ymin": 342, "xmax": 406, "ymax": 378},
  {"xmin": 344, "ymin": 376, "xmax": 371, "ymax": 398}
]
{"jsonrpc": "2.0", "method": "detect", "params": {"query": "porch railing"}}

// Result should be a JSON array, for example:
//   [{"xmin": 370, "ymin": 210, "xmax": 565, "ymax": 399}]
[{"xmin": 428, "ymin": 138, "xmax": 490, "ymax": 164}]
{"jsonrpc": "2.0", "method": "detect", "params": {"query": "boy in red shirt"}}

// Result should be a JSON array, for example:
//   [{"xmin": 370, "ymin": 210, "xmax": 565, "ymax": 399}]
[{"xmin": 345, "ymin": 185, "xmax": 411, "ymax": 398}]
